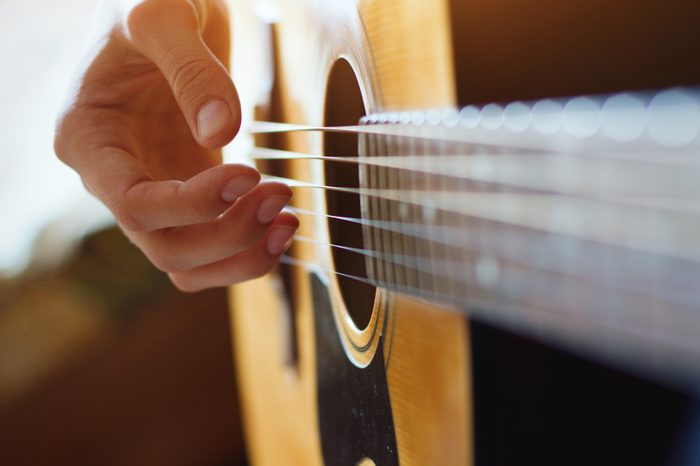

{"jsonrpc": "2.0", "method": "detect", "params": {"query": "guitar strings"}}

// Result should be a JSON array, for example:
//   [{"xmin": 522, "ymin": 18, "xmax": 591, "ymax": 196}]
[
  {"xmin": 251, "ymin": 121, "xmax": 500, "ymax": 145},
  {"xmin": 264, "ymin": 173, "xmax": 700, "ymax": 207},
  {"xmin": 288, "ymin": 232, "xmax": 700, "ymax": 308},
  {"xmin": 250, "ymin": 145, "xmax": 700, "ymax": 170},
  {"xmin": 277, "ymin": 254, "xmax": 556, "ymax": 326},
  {"xmin": 249, "ymin": 120, "xmax": 700, "ymax": 154},
  {"xmin": 281, "ymin": 241, "xmax": 700, "ymax": 361},
  {"xmin": 249, "ymin": 114, "xmax": 700, "ymax": 318},
  {"xmin": 281, "ymin": 251, "xmax": 700, "ymax": 392},
  {"xmin": 278, "ymin": 252, "xmax": 700, "ymax": 348},
  {"xmin": 278, "ymin": 252, "xmax": 593, "ymax": 323},
  {"xmin": 265, "ymin": 175, "xmax": 700, "ymax": 262},
  {"xmin": 251, "ymin": 147, "xmax": 700, "ymax": 205},
  {"xmin": 287, "ymin": 205, "xmax": 700, "ymax": 288},
  {"xmin": 244, "ymin": 92, "xmax": 700, "ymax": 383}
]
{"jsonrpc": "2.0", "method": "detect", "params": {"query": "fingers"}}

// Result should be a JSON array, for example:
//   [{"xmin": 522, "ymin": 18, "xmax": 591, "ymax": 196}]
[
  {"xmin": 64, "ymin": 144, "xmax": 260, "ymax": 232},
  {"xmin": 140, "ymin": 181, "xmax": 293, "ymax": 271},
  {"xmin": 125, "ymin": 0, "xmax": 240, "ymax": 148},
  {"xmin": 120, "ymin": 163, "xmax": 260, "ymax": 232},
  {"xmin": 168, "ymin": 211, "xmax": 300, "ymax": 292}
]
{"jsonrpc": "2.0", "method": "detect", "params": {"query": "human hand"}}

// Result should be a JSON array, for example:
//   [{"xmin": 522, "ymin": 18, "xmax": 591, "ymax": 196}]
[{"xmin": 54, "ymin": 0, "xmax": 298, "ymax": 292}]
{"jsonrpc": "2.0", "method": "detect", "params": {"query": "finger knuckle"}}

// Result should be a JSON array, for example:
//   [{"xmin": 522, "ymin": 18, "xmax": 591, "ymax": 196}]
[
  {"xmin": 113, "ymin": 203, "xmax": 149, "ymax": 233},
  {"xmin": 169, "ymin": 274, "xmax": 202, "ymax": 293},
  {"xmin": 173, "ymin": 182, "xmax": 208, "ymax": 222},
  {"xmin": 127, "ymin": 0, "xmax": 190, "ymax": 41},
  {"xmin": 149, "ymin": 251, "xmax": 184, "ymax": 274},
  {"xmin": 125, "ymin": 1, "xmax": 160, "ymax": 40},
  {"xmin": 170, "ymin": 56, "xmax": 219, "ymax": 105},
  {"xmin": 53, "ymin": 133, "xmax": 68, "ymax": 164},
  {"xmin": 141, "ymin": 240, "xmax": 193, "ymax": 272},
  {"xmin": 217, "ymin": 222, "xmax": 253, "ymax": 255},
  {"xmin": 53, "ymin": 107, "xmax": 83, "ymax": 164}
]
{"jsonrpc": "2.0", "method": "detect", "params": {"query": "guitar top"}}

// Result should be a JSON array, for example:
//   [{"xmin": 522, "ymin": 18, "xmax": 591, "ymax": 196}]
[{"xmin": 225, "ymin": 0, "xmax": 700, "ymax": 464}]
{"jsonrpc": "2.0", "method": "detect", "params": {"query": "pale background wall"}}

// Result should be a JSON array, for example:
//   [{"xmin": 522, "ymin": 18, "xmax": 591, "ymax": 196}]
[{"xmin": 0, "ymin": 0, "xmax": 112, "ymax": 274}]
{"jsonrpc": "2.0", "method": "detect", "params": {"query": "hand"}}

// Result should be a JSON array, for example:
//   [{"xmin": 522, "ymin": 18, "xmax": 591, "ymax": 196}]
[{"xmin": 54, "ymin": 0, "xmax": 298, "ymax": 292}]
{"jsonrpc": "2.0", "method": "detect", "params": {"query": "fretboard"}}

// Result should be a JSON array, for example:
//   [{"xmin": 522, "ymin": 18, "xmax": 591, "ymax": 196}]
[{"xmin": 357, "ymin": 88, "xmax": 700, "ymax": 389}]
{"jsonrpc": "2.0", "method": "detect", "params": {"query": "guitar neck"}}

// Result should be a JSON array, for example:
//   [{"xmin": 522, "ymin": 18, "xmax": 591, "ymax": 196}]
[{"xmin": 355, "ymin": 88, "xmax": 700, "ymax": 389}]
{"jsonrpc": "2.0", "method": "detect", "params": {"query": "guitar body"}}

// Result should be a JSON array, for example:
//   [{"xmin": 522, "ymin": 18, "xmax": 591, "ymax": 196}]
[
  {"xmin": 229, "ymin": 1, "xmax": 470, "ymax": 465},
  {"xmin": 226, "ymin": 0, "xmax": 700, "ymax": 465}
]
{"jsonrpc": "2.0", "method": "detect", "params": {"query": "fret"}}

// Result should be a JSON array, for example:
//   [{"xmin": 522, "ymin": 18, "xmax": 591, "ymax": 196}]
[
  {"xmin": 407, "ymin": 130, "xmax": 431, "ymax": 295},
  {"xmin": 368, "ymin": 125, "xmax": 385, "ymax": 287},
  {"xmin": 385, "ymin": 125, "xmax": 407, "ymax": 293},
  {"xmin": 377, "ymin": 120, "xmax": 396, "ymax": 290},
  {"xmin": 358, "ymin": 130, "xmax": 376, "ymax": 285},
  {"xmin": 437, "ymin": 119, "xmax": 461, "ymax": 302},
  {"xmin": 417, "ymin": 135, "xmax": 438, "ymax": 298},
  {"xmin": 396, "ymin": 128, "xmax": 420, "ymax": 293}
]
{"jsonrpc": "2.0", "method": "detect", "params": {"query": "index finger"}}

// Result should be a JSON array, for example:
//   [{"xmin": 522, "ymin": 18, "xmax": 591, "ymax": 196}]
[{"xmin": 73, "ymin": 146, "xmax": 260, "ymax": 232}]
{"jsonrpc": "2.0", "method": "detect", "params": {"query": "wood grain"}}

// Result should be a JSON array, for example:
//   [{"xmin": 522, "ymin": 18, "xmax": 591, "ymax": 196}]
[{"xmin": 228, "ymin": 0, "xmax": 472, "ymax": 464}]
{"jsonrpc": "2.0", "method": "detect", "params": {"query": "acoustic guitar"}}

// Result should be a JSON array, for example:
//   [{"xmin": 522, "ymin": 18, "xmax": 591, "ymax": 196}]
[{"xmin": 225, "ymin": 0, "xmax": 700, "ymax": 464}]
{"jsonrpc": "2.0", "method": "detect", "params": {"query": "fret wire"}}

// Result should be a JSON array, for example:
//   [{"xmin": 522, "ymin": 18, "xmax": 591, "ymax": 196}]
[
  {"xmin": 358, "ymin": 131, "xmax": 376, "ymax": 284},
  {"xmin": 397, "ymin": 131, "xmax": 419, "ymax": 291},
  {"xmin": 388, "ymin": 131, "xmax": 400, "ymax": 288},
  {"xmin": 416, "ymin": 136, "xmax": 436, "ymax": 294},
  {"xmin": 438, "ymin": 128, "xmax": 459, "ymax": 299},
  {"xmin": 405, "ymin": 131, "xmax": 425, "ymax": 293},
  {"xmin": 387, "ymin": 127, "xmax": 404, "ymax": 291},
  {"xmin": 369, "ymin": 128, "xmax": 385, "ymax": 286},
  {"xmin": 426, "ymin": 133, "xmax": 447, "ymax": 297},
  {"xmin": 378, "ymin": 124, "xmax": 395, "ymax": 289}
]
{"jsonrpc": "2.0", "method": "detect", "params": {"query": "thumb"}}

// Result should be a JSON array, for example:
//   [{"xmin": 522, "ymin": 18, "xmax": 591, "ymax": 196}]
[{"xmin": 126, "ymin": 0, "xmax": 240, "ymax": 148}]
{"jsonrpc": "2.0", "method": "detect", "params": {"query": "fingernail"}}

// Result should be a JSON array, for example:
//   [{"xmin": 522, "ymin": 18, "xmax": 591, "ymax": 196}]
[
  {"xmin": 197, "ymin": 100, "xmax": 230, "ymax": 140},
  {"xmin": 221, "ymin": 175, "xmax": 259, "ymax": 202},
  {"xmin": 267, "ymin": 226, "xmax": 296, "ymax": 255},
  {"xmin": 257, "ymin": 195, "xmax": 290, "ymax": 224}
]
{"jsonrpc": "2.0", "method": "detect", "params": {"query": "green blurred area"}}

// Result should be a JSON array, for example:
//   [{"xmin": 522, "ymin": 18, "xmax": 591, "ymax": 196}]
[
  {"xmin": 0, "ymin": 227, "xmax": 172, "ymax": 407},
  {"xmin": 0, "ymin": 226, "xmax": 246, "ymax": 466}
]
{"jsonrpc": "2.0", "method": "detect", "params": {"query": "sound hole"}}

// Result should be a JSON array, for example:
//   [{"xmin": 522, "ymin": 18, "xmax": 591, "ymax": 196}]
[{"xmin": 324, "ymin": 59, "xmax": 375, "ymax": 330}]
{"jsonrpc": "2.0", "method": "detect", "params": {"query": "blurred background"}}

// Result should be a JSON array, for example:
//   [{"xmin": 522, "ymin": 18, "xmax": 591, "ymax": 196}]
[{"xmin": 0, "ymin": 1, "xmax": 246, "ymax": 464}]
